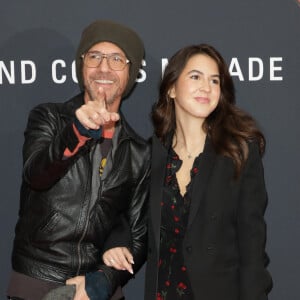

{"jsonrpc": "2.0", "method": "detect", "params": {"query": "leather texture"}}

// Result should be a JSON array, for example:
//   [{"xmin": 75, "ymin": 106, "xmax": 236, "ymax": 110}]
[{"xmin": 11, "ymin": 93, "xmax": 150, "ymax": 292}]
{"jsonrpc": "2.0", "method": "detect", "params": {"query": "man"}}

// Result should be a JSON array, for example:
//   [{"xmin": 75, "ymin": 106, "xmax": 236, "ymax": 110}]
[{"xmin": 7, "ymin": 20, "xmax": 150, "ymax": 300}]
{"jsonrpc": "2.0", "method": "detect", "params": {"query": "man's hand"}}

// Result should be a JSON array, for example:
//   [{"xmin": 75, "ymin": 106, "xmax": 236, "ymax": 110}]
[
  {"xmin": 66, "ymin": 276, "xmax": 89, "ymax": 300},
  {"xmin": 76, "ymin": 87, "xmax": 120, "ymax": 130},
  {"xmin": 103, "ymin": 247, "xmax": 134, "ymax": 274}
]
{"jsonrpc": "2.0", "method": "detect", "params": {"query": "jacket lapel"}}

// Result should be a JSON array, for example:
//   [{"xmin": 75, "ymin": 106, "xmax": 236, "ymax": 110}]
[
  {"xmin": 187, "ymin": 138, "xmax": 216, "ymax": 229},
  {"xmin": 150, "ymin": 136, "xmax": 217, "ymax": 244},
  {"xmin": 150, "ymin": 135, "xmax": 168, "ymax": 250}
]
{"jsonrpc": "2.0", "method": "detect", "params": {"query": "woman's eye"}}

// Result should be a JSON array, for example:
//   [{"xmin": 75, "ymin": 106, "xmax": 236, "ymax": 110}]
[
  {"xmin": 212, "ymin": 79, "xmax": 220, "ymax": 84},
  {"xmin": 190, "ymin": 74, "xmax": 200, "ymax": 80}
]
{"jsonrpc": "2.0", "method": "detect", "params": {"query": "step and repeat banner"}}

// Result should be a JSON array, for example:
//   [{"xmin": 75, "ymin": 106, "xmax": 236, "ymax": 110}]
[{"xmin": 1, "ymin": 1, "xmax": 299, "ymax": 299}]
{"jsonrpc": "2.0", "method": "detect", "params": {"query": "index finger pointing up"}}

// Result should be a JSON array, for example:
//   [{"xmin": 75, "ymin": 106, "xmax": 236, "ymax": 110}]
[{"xmin": 93, "ymin": 86, "xmax": 107, "ymax": 109}]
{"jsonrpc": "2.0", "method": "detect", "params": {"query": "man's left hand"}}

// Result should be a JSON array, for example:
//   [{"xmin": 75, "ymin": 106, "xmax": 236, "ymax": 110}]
[{"xmin": 66, "ymin": 276, "xmax": 89, "ymax": 300}]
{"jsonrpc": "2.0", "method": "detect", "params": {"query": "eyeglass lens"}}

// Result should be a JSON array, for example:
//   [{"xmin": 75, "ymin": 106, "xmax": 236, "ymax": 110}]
[{"xmin": 83, "ymin": 52, "xmax": 128, "ymax": 70}]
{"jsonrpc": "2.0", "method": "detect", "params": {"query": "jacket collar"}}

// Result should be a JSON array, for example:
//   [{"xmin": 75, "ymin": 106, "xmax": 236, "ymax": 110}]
[{"xmin": 60, "ymin": 93, "xmax": 85, "ymax": 120}]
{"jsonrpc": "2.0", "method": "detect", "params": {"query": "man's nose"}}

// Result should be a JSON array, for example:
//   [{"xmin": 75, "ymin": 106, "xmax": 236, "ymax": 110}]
[{"xmin": 97, "ymin": 57, "xmax": 110, "ymax": 71}]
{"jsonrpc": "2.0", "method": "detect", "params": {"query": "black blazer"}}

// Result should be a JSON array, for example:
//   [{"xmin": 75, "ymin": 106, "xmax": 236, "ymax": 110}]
[{"xmin": 145, "ymin": 135, "xmax": 272, "ymax": 300}]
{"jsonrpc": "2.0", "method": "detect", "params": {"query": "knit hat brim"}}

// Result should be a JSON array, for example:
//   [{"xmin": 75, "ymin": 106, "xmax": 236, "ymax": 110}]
[{"xmin": 76, "ymin": 20, "xmax": 144, "ymax": 98}]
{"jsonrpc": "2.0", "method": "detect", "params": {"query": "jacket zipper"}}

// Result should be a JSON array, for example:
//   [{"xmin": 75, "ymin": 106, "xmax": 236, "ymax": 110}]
[
  {"xmin": 76, "ymin": 153, "xmax": 93, "ymax": 275},
  {"xmin": 75, "ymin": 135, "xmax": 131, "ymax": 274}
]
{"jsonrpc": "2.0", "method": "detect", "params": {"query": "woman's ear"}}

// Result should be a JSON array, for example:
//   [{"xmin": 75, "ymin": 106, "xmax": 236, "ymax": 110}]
[{"xmin": 168, "ymin": 86, "xmax": 176, "ymax": 99}]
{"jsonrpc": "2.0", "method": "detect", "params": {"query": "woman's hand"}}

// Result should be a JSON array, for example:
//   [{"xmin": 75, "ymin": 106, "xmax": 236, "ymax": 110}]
[{"xmin": 103, "ymin": 247, "xmax": 134, "ymax": 274}]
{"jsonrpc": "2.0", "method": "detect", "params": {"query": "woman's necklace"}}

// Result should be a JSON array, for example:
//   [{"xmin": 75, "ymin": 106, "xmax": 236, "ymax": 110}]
[
  {"xmin": 174, "ymin": 144, "xmax": 196, "ymax": 159},
  {"xmin": 187, "ymin": 150, "xmax": 193, "ymax": 159},
  {"xmin": 173, "ymin": 132, "xmax": 206, "ymax": 160},
  {"xmin": 174, "ymin": 139, "xmax": 204, "ymax": 160}
]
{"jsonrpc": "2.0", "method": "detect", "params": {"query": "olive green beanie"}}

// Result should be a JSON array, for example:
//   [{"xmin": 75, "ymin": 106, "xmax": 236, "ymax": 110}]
[{"xmin": 76, "ymin": 20, "xmax": 144, "ymax": 97}]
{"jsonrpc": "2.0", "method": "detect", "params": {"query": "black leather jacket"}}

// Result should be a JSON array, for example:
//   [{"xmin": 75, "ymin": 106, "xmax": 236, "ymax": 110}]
[{"xmin": 11, "ymin": 93, "xmax": 150, "ymax": 291}]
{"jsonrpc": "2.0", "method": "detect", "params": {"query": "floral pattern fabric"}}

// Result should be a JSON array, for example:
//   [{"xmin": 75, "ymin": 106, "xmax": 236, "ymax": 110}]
[{"xmin": 156, "ymin": 148, "xmax": 200, "ymax": 300}]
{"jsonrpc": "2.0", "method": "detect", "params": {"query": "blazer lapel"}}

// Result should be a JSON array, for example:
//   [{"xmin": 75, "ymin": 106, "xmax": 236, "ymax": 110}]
[
  {"xmin": 150, "ymin": 136, "xmax": 217, "ymax": 243},
  {"xmin": 150, "ymin": 135, "xmax": 168, "ymax": 250},
  {"xmin": 187, "ymin": 138, "xmax": 216, "ymax": 229}
]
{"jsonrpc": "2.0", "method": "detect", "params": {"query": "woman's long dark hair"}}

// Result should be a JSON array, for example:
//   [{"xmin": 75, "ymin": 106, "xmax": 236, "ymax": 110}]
[{"xmin": 152, "ymin": 44, "xmax": 265, "ymax": 177}]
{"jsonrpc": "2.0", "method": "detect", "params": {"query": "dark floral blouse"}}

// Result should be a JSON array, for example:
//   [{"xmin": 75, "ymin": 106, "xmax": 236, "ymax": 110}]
[{"xmin": 156, "ymin": 148, "xmax": 200, "ymax": 300}]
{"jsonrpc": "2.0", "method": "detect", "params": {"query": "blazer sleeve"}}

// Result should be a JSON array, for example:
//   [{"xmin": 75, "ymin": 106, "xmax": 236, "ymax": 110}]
[{"xmin": 237, "ymin": 142, "xmax": 272, "ymax": 300}]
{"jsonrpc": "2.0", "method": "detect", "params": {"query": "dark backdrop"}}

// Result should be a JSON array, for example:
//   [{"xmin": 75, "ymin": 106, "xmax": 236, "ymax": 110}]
[{"xmin": 1, "ymin": 1, "xmax": 299, "ymax": 299}]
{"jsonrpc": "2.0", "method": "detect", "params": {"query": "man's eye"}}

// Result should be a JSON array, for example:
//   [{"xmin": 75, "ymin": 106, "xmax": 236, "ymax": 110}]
[
  {"xmin": 112, "ymin": 55, "xmax": 123, "ymax": 62},
  {"xmin": 89, "ymin": 54, "xmax": 100, "ymax": 59}
]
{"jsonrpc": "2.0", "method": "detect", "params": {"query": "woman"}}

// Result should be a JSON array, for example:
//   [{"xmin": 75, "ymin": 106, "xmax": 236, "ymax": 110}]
[
  {"xmin": 104, "ymin": 44, "xmax": 272, "ymax": 299},
  {"xmin": 146, "ymin": 43, "xmax": 272, "ymax": 300}
]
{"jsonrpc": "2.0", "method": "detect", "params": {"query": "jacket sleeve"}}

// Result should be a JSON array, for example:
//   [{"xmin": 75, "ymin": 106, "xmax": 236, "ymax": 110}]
[
  {"xmin": 100, "ymin": 150, "xmax": 151, "ymax": 293},
  {"xmin": 237, "ymin": 142, "xmax": 273, "ymax": 299},
  {"xmin": 22, "ymin": 103, "xmax": 83, "ymax": 190},
  {"xmin": 101, "ymin": 214, "xmax": 132, "ymax": 253},
  {"xmin": 123, "ymin": 156, "xmax": 150, "ymax": 278}
]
